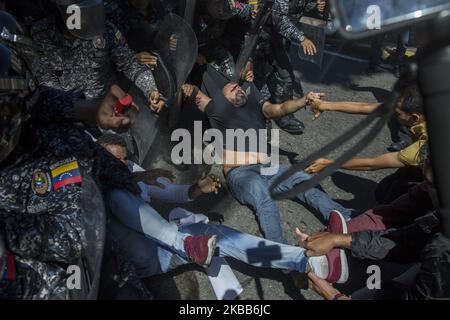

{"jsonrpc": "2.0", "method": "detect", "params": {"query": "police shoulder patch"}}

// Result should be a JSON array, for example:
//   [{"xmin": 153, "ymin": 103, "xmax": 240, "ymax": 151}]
[
  {"xmin": 31, "ymin": 169, "xmax": 52, "ymax": 197},
  {"xmin": 114, "ymin": 30, "xmax": 127, "ymax": 46},
  {"xmin": 50, "ymin": 158, "xmax": 83, "ymax": 191}
]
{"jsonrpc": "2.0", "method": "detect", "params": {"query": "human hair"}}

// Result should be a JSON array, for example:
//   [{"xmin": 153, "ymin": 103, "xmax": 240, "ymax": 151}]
[
  {"xmin": 97, "ymin": 133, "xmax": 128, "ymax": 150},
  {"xmin": 399, "ymin": 83, "xmax": 424, "ymax": 114}
]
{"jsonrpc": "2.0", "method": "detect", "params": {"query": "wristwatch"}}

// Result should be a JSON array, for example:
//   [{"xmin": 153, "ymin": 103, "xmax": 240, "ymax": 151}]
[{"xmin": 299, "ymin": 34, "xmax": 306, "ymax": 43}]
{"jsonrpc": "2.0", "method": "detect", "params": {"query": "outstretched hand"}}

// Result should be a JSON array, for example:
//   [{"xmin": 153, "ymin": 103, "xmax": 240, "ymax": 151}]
[
  {"xmin": 305, "ymin": 158, "xmax": 333, "ymax": 174},
  {"xmin": 197, "ymin": 172, "xmax": 222, "ymax": 195}
]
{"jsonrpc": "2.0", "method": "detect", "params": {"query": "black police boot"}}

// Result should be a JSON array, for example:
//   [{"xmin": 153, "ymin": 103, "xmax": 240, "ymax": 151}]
[{"xmin": 275, "ymin": 114, "xmax": 305, "ymax": 134}]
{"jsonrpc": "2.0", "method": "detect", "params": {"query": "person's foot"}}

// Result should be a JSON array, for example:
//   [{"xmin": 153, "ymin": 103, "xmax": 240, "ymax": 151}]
[
  {"xmin": 328, "ymin": 210, "xmax": 348, "ymax": 234},
  {"xmin": 274, "ymin": 114, "xmax": 305, "ymax": 134},
  {"xmin": 184, "ymin": 235, "xmax": 217, "ymax": 267},
  {"xmin": 387, "ymin": 140, "xmax": 410, "ymax": 152},
  {"xmin": 308, "ymin": 251, "xmax": 348, "ymax": 284},
  {"xmin": 324, "ymin": 210, "xmax": 349, "ymax": 284}
]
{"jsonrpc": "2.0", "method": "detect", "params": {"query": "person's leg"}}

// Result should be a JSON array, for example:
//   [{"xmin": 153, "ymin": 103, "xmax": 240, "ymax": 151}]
[
  {"xmin": 368, "ymin": 34, "xmax": 385, "ymax": 70},
  {"xmin": 284, "ymin": 39, "xmax": 304, "ymax": 98},
  {"xmin": 180, "ymin": 222, "xmax": 348, "ymax": 283},
  {"xmin": 226, "ymin": 165, "xmax": 288, "ymax": 244},
  {"xmin": 179, "ymin": 223, "xmax": 310, "ymax": 273},
  {"xmin": 395, "ymin": 29, "xmax": 410, "ymax": 75},
  {"xmin": 106, "ymin": 189, "xmax": 188, "ymax": 255},
  {"xmin": 109, "ymin": 216, "xmax": 189, "ymax": 278},
  {"xmin": 375, "ymin": 167, "xmax": 423, "ymax": 204},
  {"xmin": 269, "ymin": 34, "xmax": 304, "ymax": 134},
  {"xmin": 346, "ymin": 206, "xmax": 395, "ymax": 233},
  {"xmin": 268, "ymin": 165, "xmax": 352, "ymax": 222}
]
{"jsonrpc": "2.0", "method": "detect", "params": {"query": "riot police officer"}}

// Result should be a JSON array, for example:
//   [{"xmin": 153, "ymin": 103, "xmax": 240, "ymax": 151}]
[
  {"xmin": 194, "ymin": 0, "xmax": 253, "ymax": 79},
  {"xmin": 30, "ymin": 0, "xmax": 165, "ymax": 113},
  {"xmin": 0, "ymin": 11, "xmax": 145, "ymax": 299},
  {"xmin": 254, "ymin": 0, "xmax": 321, "ymax": 134}
]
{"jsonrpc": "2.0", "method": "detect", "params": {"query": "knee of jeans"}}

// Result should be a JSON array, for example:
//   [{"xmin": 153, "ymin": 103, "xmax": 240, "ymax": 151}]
[
  {"xmin": 276, "ymin": 171, "xmax": 312, "ymax": 191},
  {"xmin": 235, "ymin": 178, "xmax": 272, "ymax": 210}
]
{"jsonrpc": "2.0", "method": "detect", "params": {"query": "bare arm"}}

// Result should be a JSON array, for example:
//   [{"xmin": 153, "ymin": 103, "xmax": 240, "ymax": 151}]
[
  {"xmin": 342, "ymin": 152, "xmax": 405, "ymax": 171},
  {"xmin": 181, "ymin": 84, "xmax": 211, "ymax": 112},
  {"xmin": 263, "ymin": 92, "xmax": 325, "ymax": 119},
  {"xmin": 319, "ymin": 101, "xmax": 381, "ymax": 114},
  {"xmin": 305, "ymin": 152, "xmax": 405, "ymax": 173},
  {"xmin": 262, "ymin": 97, "xmax": 307, "ymax": 119},
  {"xmin": 311, "ymin": 98, "xmax": 382, "ymax": 120}
]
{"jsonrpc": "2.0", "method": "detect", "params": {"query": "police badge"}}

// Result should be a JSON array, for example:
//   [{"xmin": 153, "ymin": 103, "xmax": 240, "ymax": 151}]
[
  {"xmin": 31, "ymin": 169, "xmax": 52, "ymax": 197},
  {"xmin": 93, "ymin": 36, "xmax": 106, "ymax": 49}
]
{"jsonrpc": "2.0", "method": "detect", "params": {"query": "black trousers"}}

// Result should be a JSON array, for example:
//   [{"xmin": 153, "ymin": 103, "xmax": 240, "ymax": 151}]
[
  {"xmin": 375, "ymin": 166, "xmax": 424, "ymax": 204},
  {"xmin": 254, "ymin": 30, "xmax": 304, "ymax": 104}
]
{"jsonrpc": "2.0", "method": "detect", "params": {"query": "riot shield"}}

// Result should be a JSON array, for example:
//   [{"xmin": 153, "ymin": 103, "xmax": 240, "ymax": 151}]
[
  {"xmin": 69, "ymin": 176, "xmax": 106, "ymax": 300},
  {"xmin": 126, "ymin": 84, "xmax": 161, "ymax": 165},
  {"xmin": 232, "ymin": 0, "xmax": 274, "ymax": 83},
  {"xmin": 296, "ymin": 17, "xmax": 326, "ymax": 67},
  {"xmin": 154, "ymin": 13, "xmax": 198, "ymax": 128},
  {"xmin": 154, "ymin": 13, "xmax": 198, "ymax": 91}
]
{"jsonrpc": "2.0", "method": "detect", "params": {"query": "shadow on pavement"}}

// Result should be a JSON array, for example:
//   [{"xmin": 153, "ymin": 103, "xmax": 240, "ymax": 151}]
[
  {"xmin": 331, "ymin": 171, "xmax": 379, "ymax": 215},
  {"xmin": 227, "ymin": 258, "xmax": 306, "ymax": 300}
]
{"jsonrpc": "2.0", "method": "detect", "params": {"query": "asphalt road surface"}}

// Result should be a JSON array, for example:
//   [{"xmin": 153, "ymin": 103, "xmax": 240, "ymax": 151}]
[{"xmin": 143, "ymin": 40, "xmax": 405, "ymax": 300}]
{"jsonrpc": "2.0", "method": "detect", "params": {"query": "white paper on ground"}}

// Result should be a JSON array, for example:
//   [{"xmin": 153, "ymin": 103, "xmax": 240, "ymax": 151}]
[
  {"xmin": 207, "ymin": 257, "xmax": 243, "ymax": 300},
  {"xmin": 168, "ymin": 209, "xmax": 243, "ymax": 300}
]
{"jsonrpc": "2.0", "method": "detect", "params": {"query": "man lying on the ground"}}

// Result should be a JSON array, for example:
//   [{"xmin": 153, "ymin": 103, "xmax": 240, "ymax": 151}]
[
  {"xmin": 180, "ymin": 67, "xmax": 352, "ymax": 244},
  {"xmin": 97, "ymin": 134, "xmax": 350, "ymax": 287},
  {"xmin": 306, "ymin": 82, "xmax": 427, "ymax": 203},
  {"xmin": 296, "ymin": 150, "xmax": 450, "ymax": 299}
]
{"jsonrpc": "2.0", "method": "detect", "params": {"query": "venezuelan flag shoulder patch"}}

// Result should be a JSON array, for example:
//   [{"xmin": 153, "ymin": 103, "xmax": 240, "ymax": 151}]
[
  {"xmin": 50, "ymin": 158, "xmax": 83, "ymax": 191},
  {"xmin": 115, "ymin": 30, "xmax": 127, "ymax": 47}
]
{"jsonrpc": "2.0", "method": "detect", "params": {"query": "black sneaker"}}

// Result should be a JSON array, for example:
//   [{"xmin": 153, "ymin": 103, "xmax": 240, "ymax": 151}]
[{"xmin": 274, "ymin": 114, "xmax": 305, "ymax": 135}]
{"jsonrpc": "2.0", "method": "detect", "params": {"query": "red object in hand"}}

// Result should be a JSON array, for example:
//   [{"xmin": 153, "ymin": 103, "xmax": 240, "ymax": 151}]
[{"xmin": 114, "ymin": 94, "xmax": 133, "ymax": 116}]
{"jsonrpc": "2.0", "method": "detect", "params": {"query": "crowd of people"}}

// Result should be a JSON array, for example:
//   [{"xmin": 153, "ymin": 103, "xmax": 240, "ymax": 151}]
[{"xmin": 0, "ymin": 0, "xmax": 449, "ymax": 300}]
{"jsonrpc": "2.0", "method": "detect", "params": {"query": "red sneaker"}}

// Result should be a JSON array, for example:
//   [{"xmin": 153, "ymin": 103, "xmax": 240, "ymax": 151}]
[
  {"xmin": 326, "ymin": 210, "xmax": 348, "ymax": 284},
  {"xmin": 328, "ymin": 210, "xmax": 348, "ymax": 234},
  {"xmin": 184, "ymin": 235, "xmax": 217, "ymax": 267}
]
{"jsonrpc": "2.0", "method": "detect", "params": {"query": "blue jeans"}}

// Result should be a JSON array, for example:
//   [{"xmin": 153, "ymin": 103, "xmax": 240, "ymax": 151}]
[
  {"xmin": 109, "ymin": 211, "xmax": 309, "ymax": 278},
  {"xmin": 226, "ymin": 164, "xmax": 351, "ymax": 244},
  {"xmin": 106, "ymin": 189, "xmax": 189, "ymax": 257}
]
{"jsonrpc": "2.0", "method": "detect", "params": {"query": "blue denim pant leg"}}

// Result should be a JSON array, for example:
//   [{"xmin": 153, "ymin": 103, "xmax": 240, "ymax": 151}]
[
  {"xmin": 106, "ymin": 189, "xmax": 188, "ymax": 256},
  {"xmin": 268, "ymin": 165, "xmax": 352, "ymax": 221},
  {"xmin": 226, "ymin": 165, "xmax": 288, "ymax": 244},
  {"xmin": 179, "ymin": 223, "xmax": 309, "ymax": 272},
  {"xmin": 110, "ymin": 219, "xmax": 309, "ymax": 278}
]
